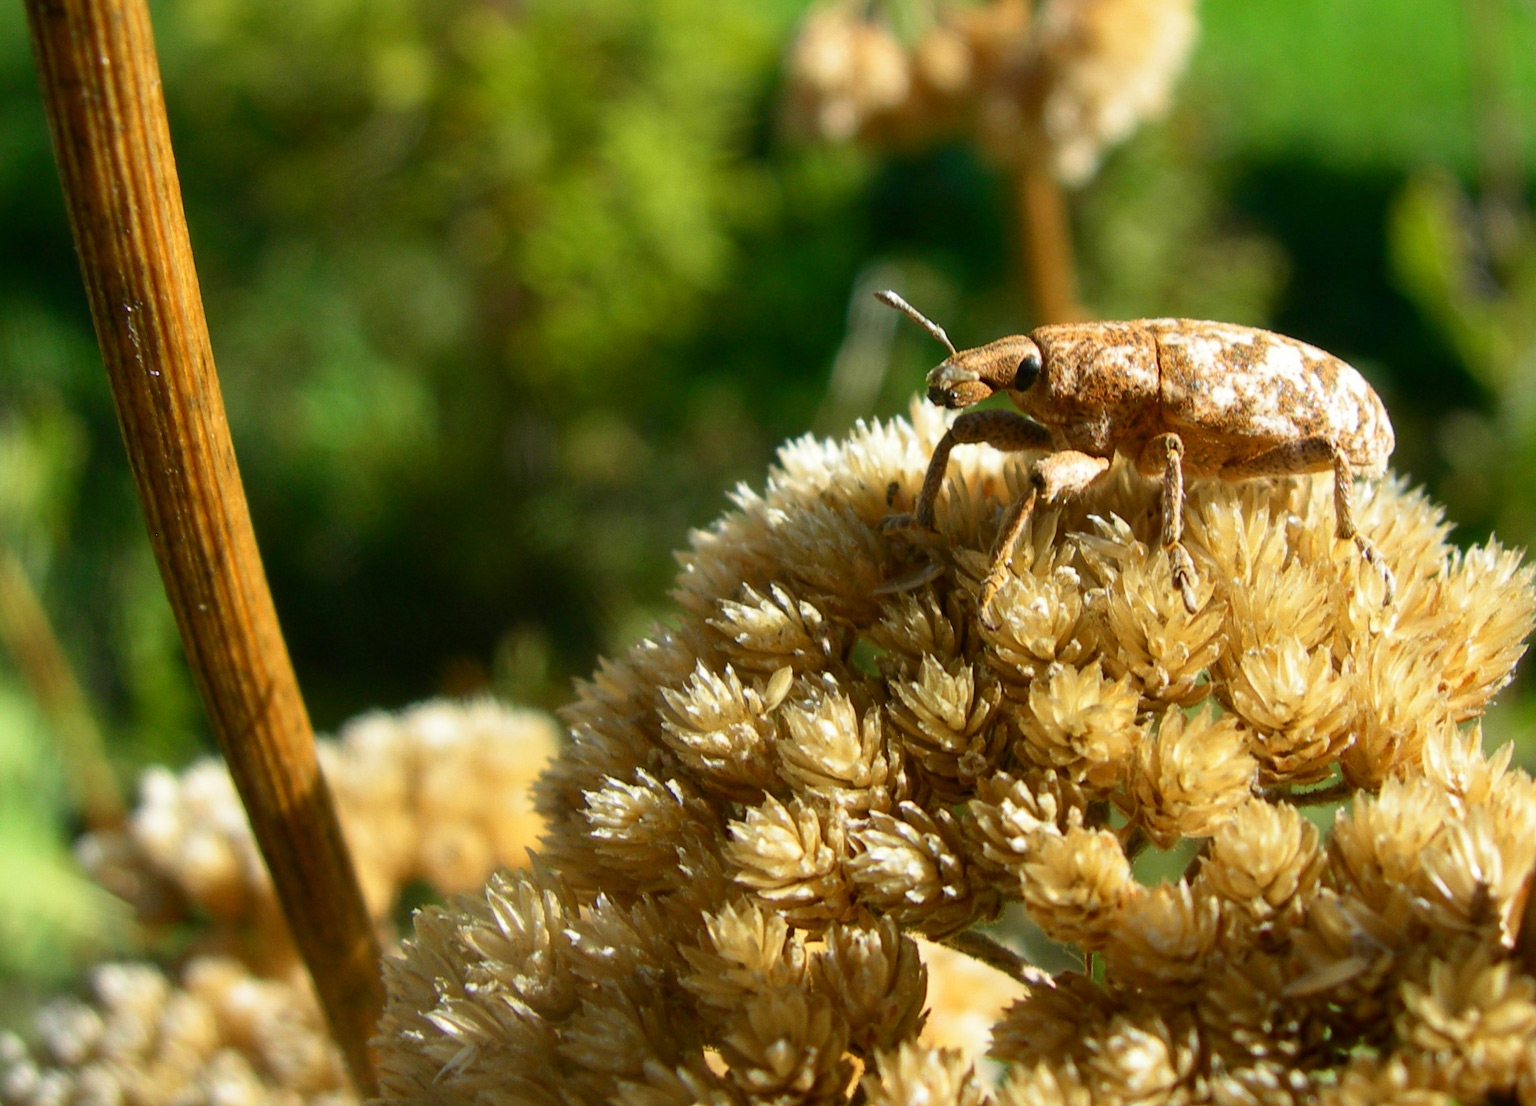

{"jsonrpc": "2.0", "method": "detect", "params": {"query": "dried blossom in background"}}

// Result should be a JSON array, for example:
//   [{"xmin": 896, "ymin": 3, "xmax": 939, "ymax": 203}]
[
  {"xmin": 784, "ymin": 0, "xmax": 1196, "ymax": 184},
  {"xmin": 0, "ymin": 699, "xmax": 558, "ymax": 1106},
  {"xmin": 371, "ymin": 401, "xmax": 1536, "ymax": 1105},
  {"xmin": 76, "ymin": 699, "xmax": 557, "ymax": 972}
]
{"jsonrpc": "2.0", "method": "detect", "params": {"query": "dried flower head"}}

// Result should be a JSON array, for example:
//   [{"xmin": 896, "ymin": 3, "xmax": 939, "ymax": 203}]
[
  {"xmin": 0, "ymin": 958, "xmax": 348, "ymax": 1106},
  {"xmin": 782, "ymin": 0, "xmax": 1197, "ymax": 185},
  {"xmin": 374, "ymin": 402, "xmax": 1536, "ymax": 1103},
  {"xmin": 77, "ymin": 699, "xmax": 558, "ymax": 970}
]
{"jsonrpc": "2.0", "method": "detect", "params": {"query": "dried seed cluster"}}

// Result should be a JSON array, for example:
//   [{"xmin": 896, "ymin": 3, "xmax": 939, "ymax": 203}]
[
  {"xmin": 76, "ymin": 700, "xmax": 557, "ymax": 971},
  {"xmin": 374, "ymin": 400, "xmax": 1536, "ymax": 1106},
  {"xmin": 0, "ymin": 960, "xmax": 347, "ymax": 1106},
  {"xmin": 783, "ymin": 0, "xmax": 1197, "ymax": 183},
  {"xmin": 0, "ymin": 700, "xmax": 559, "ymax": 1106}
]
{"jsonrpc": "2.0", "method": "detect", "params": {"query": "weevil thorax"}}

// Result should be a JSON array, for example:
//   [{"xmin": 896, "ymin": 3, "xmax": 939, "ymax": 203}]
[
  {"xmin": 1011, "ymin": 323, "xmax": 1161, "ymax": 455},
  {"xmin": 924, "ymin": 335, "xmax": 1041, "ymax": 410}
]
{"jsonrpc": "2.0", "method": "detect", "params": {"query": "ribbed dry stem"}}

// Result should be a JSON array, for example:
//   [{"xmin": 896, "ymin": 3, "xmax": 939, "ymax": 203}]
[{"xmin": 23, "ymin": 0, "xmax": 381, "ymax": 1090}]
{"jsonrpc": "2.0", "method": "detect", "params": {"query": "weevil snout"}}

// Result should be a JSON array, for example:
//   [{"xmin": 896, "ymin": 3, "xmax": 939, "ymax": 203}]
[
  {"xmin": 925, "ymin": 334, "xmax": 1044, "ymax": 409},
  {"xmin": 926, "ymin": 362, "xmax": 992, "ymax": 408}
]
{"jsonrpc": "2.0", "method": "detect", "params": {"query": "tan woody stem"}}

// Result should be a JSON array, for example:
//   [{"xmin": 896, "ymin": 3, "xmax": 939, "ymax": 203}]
[
  {"xmin": 23, "ymin": 0, "xmax": 383, "ymax": 1092},
  {"xmin": 1014, "ymin": 160, "xmax": 1085, "ymax": 325}
]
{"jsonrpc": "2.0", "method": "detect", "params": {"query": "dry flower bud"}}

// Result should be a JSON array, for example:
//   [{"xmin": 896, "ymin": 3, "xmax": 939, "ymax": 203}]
[
  {"xmin": 813, "ymin": 917, "xmax": 929, "ymax": 1054},
  {"xmin": 779, "ymin": 690, "xmax": 895, "ymax": 810},
  {"xmin": 682, "ymin": 899, "xmax": 809, "ymax": 1012},
  {"xmin": 849, "ymin": 802, "xmax": 995, "ymax": 936},
  {"xmin": 77, "ymin": 699, "xmax": 558, "ymax": 972},
  {"xmin": 1025, "ymin": 0, "xmax": 1199, "ymax": 184},
  {"xmin": 1395, "ymin": 940, "xmax": 1536, "ymax": 1100},
  {"xmin": 1016, "ymin": 661, "xmax": 1142, "ymax": 787},
  {"xmin": 659, "ymin": 662, "xmax": 782, "ymax": 798},
  {"xmin": 887, "ymin": 656, "xmax": 1004, "ymax": 793},
  {"xmin": 990, "ymin": 972, "xmax": 1117, "ymax": 1067},
  {"xmin": 1128, "ymin": 706, "xmax": 1255, "ymax": 847},
  {"xmin": 963, "ymin": 771, "xmax": 1083, "ymax": 874},
  {"xmin": 720, "ymin": 986, "xmax": 852, "ymax": 1106},
  {"xmin": 1079, "ymin": 517, "xmax": 1224, "ymax": 707},
  {"xmin": 1081, "ymin": 1008, "xmax": 1198, "ymax": 1104},
  {"xmin": 862, "ymin": 1043, "xmax": 988, "ymax": 1106},
  {"xmin": 1197, "ymin": 800, "xmax": 1325, "ymax": 936},
  {"xmin": 1104, "ymin": 880, "xmax": 1221, "ymax": 988},
  {"xmin": 1021, "ymin": 827, "xmax": 1136, "ymax": 949},
  {"xmin": 0, "ymin": 958, "xmax": 346, "ymax": 1106},
  {"xmin": 1219, "ymin": 637, "xmax": 1355, "ymax": 784},
  {"xmin": 728, "ymin": 796, "xmax": 853, "ymax": 926},
  {"xmin": 709, "ymin": 584, "xmax": 839, "ymax": 675}
]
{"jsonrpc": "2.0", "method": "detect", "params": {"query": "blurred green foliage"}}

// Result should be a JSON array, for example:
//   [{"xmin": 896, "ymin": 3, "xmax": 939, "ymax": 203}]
[{"xmin": 0, "ymin": 0, "xmax": 1533, "ymax": 984}]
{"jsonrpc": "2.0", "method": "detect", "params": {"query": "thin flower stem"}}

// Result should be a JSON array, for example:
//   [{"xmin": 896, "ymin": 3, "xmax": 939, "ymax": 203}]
[
  {"xmin": 0, "ymin": 545, "xmax": 123, "ymax": 830},
  {"xmin": 1014, "ymin": 161, "xmax": 1085, "ymax": 324},
  {"xmin": 23, "ymin": 0, "xmax": 382, "ymax": 1092},
  {"xmin": 1268, "ymin": 779, "xmax": 1357, "ymax": 808},
  {"xmin": 942, "ymin": 929, "xmax": 1048, "ymax": 986}
]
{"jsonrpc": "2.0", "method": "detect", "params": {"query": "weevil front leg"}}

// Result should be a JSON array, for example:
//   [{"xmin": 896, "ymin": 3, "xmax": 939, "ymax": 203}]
[
  {"xmin": 978, "ymin": 450, "xmax": 1112, "ymax": 627},
  {"xmin": 1150, "ymin": 433, "xmax": 1200, "ymax": 614},
  {"xmin": 1220, "ymin": 438, "xmax": 1395, "ymax": 605},
  {"xmin": 883, "ymin": 410, "xmax": 1054, "ymax": 532}
]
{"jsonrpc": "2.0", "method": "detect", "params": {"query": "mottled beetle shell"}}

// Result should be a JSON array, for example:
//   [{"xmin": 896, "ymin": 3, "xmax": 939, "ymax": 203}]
[{"xmin": 1010, "ymin": 320, "xmax": 1393, "ymax": 478}]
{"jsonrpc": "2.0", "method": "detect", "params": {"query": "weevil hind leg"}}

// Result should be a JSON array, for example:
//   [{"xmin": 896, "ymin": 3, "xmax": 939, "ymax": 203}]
[
  {"xmin": 1151, "ymin": 433, "xmax": 1199, "ymax": 613},
  {"xmin": 883, "ymin": 410, "xmax": 1054, "ymax": 533},
  {"xmin": 979, "ymin": 450, "xmax": 1111, "ymax": 627},
  {"xmin": 1331, "ymin": 452, "xmax": 1395, "ymax": 606},
  {"xmin": 1220, "ymin": 438, "xmax": 1394, "ymax": 605}
]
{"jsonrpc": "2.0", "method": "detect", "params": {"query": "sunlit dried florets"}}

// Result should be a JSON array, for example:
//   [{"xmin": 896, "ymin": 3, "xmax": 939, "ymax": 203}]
[
  {"xmin": 380, "ymin": 403, "xmax": 1536, "ymax": 1103},
  {"xmin": 782, "ymin": 0, "xmax": 1197, "ymax": 185},
  {"xmin": 0, "ymin": 959, "xmax": 348, "ymax": 1106},
  {"xmin": 78, "ymin": 699, "xmax": 558, "ymax": 969}
]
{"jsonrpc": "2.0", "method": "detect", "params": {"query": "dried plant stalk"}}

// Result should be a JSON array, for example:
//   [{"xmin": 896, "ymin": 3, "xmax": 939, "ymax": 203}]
[
  {"xmin": 0, "ymin": 543, "xmax": 123, "ymax": 830},
  {"xmin": 22, "ymin": 0, "xmax": 382, "ymax": 1092}
]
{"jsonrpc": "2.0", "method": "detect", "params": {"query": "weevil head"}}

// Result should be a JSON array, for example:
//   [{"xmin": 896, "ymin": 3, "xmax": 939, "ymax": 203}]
[{"xmin": 925, "ymin": 335, "xmax": 1044, "ymax": 409}]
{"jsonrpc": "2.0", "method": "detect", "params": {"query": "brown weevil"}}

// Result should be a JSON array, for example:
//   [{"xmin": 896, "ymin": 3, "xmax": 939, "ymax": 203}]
[{"xmin": 875, "ymin": 290, "xmax": 1396, "ymax": 624}]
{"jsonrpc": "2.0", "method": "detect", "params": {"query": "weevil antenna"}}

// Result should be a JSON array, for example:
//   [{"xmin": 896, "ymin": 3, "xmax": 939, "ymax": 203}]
[{"xmin": 874, "ymin": 290, "xmax": 958, "ymax": 357}]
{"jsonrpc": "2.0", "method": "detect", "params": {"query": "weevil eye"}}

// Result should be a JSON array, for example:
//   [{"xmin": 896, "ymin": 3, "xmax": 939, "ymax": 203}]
[{"xmin": 1015, "ymin": 350, "xmax": 1042, "ymax": 391}]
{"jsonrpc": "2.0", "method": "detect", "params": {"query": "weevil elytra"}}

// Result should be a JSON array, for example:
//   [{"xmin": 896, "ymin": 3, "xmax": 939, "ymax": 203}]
[{"xmin": 875, "ymin": 291, "xmax": 1396, "ymax": 623}]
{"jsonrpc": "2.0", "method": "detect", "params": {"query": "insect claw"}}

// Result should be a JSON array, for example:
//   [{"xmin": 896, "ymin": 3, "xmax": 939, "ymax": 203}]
[
  {"xmin": 1167, "ymin": 545, "xmax": 1200, "ymax": 614},
  {"xmin": 1354, "ymin": 536, "xmax": 1395, "ymax": 606}
]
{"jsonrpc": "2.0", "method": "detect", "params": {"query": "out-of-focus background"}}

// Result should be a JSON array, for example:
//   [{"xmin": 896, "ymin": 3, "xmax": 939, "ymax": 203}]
[{"xmin": 0, "ymin": 0, "xmax": 1533, "ymax": 990}]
